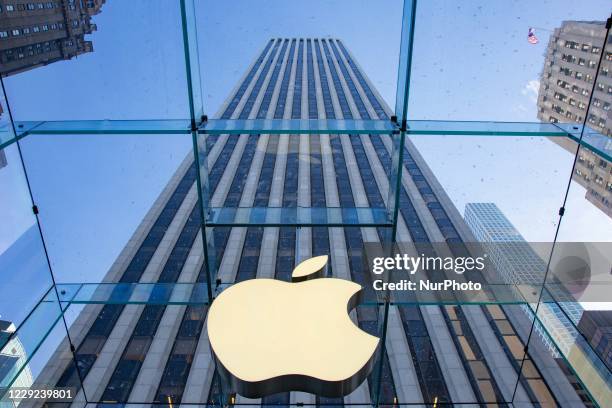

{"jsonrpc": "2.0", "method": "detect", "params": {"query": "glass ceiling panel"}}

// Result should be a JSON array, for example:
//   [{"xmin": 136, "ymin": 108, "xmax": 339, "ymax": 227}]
[
  {"xmin": 407, "ymin": 0, "xmax": 612, "ymax": 122},
  {"xmin": 194, "ymin": 0, "xmax": 402, "ymax": 119},
  {"xmin": 1, "ymin": 1, "xmax": 190, "ymax": 121},
  {"xmin": 199, "ymin": 118, "xmax": 397, "ymax": 134}
]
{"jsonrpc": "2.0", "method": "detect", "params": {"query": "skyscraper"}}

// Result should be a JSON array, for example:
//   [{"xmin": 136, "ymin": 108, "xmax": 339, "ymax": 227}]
[
  {"xmin": 537, "ymin": 20, "xmax": 612, "ymax": 217},
  {"xmin": 0, "ymin": 0, "xmax": 105, "ymax": 77},
  {"xmin": 0, "ymin": 319, "xmax": 33, "ymax": 405},
  {"xmin": 464, "ymin": 202, "xmax": 584, "ymax": 356},
  {"xmin": 34, "ymin": 38, "xmax": 597, "ymax": 407}
]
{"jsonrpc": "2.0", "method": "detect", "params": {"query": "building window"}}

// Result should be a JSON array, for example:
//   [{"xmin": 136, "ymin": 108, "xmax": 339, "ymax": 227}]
[
  {"xmin": 592, "ymin": 46, "xmax": 601, "ymax": 53},
  {"xmin": 23, "ymin": 27, "xmax": 30, "ymax": 34},
  {"xmin": 37, "ymin": 3, "xmax": 44, "ymax": 9},
  {"xmin": 6, "ymin": 5, "xmax": 15, "ymax": 11},
  {"xmin": 582, "ymin": 44, "xmax": 590, "ymax": 52},
  {"xmin": 50, "ymin": 23, "xmax": 57, "ymax": 29},
  {"xmin": 42, "ymin": 24, "xmax": 48, "ymax": 31},
  {"xmin": 11, "ymin": 29, "xmax": 20, "ymax": 36},
  {"xmin": 32, "ymin": 26, "xmax": 39, "ymax": 32},
  {"xmin": 0, "ymin": 31, "xmax": 8, "ymax": 38}
]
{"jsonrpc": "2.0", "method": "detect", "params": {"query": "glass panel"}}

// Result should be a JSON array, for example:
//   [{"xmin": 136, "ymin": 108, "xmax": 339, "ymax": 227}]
[
  {"xmin": 2, "ymin": 1, "xmax": 190, "ymax": 122},
  {"xmin": 407, "ymin": 120, "xmax": 567, "ymax": 136},
  {"xmin": 56, "ymin": 283, "xmax": 210, "ymax": 305},
  {"xmin": 14, "ymin": 120, "xmax": 191, "ymax": 136},
  {"xmin": 408, "ymin": 1, "xmax": 611, "ymax": 122},
  {"xmin": 195, "ymin": 132, "xmax": 398, "ymax": 230},
  {"xmin": 522, "ymin": 24, "xmax": 611, "ymax": 408},
  {"xmin": 18, "ymin": 133, "xmax": 193, "ymax": 284},
  {"xmin": 0, "ymin": 80, "xmax": 17, "ymax": 149},
  {"xmin": 206, "ymin": 207, "xmax": 391, "ymax": 227},
  {"xmin": 0, "ymin": 143, "xmax": 55, "ymax": 332},
  {"xmin": 194, "ymin": 1, "xmax": 402, "ymax": 121},
  {"xmin": 401, "ymin": 132, "xmax": 580, "ymax": 403},
  {"xmin": 0, "ymin": 290, "xmax": 66, "ymax": 393},
  {"xmin": 516, "ymin": 307, "xmax": 608, "ymax": 407},
  {"xmin": 199, "ymin": 119, "xmax": 396, "ymax": 134}
]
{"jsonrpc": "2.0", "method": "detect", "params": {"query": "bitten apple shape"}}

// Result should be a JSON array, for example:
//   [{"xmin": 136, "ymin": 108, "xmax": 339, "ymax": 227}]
[{"xmin": 207, "ymin": 255, "xmax": 380, "ymax": 398}]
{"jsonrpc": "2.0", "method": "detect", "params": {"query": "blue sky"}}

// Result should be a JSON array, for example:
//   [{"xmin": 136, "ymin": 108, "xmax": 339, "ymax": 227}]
[{"xmin": 1, "ymin": 0, "xmax": 612, "ymax": 341}]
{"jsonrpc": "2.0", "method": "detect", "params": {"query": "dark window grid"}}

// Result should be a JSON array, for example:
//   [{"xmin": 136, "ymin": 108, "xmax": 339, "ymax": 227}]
[
  {"xmin": 481, "ymin": 307, "xmax": 561, "ymax": 406},
  {"xmin": 441, "ymin": 307, "xmax": 507, "ymax": 404},
  {"xmin": 335, "ymin": 40, "xmax": 386, "ymax": 119},
  {"xmin": 157, "ymin": 37, "xmax": 293, "ymax": 405},
  {"xmin": 314, "ymin": 39, "xmax": 336, "ymax": 119},
  {"xmin": 322, "ymin": 40, "xmax": 353, "ymax": 119},
  {"xmin": 291, "ymin": 40, "xmax": 304, "ymax": 120},
  {"xmin": 306, "ymin": 39, "xmax": 318, "ymax": 120},
  {"xmin": 221, "ymin": 40, "xmax": 275, "ymax": 119},
  {"xmin": 256, "ymin": 40, "xmax": 290, "ymax": 120},
  {"xmin": 372, "ymin": 119, "xmax": 509, "ymax": 403},
  {"xmin": 274, "ymin": 39, "xmax": 297, "ymax": 119},
  {"xmin": 328, "ymin": 52, "xmax": 452, "ymax": 403},
  {"xmin": 261, "ymin": 39, "xmax": 306, "ymax": 406},
  {"xmin": 100, "ymin": 113, "xmax": 259, "ymax": 403},
  {"xmin": 234, "ymin": 136, "xmax": 281, "ymax": 283},
  {"xmin": 324, "ymin": 125, "xmax": 396, "ymax": 401},
  {"xmin": 85, "ymin": 39, "xmax": 281, "ymax": 400},
  {"xmin": 238, "ymin": 40, "xmax": 282, "ymax": 121},
  {"xmin": 328, "ymin": 40, "xmax": 371, "ymax": 120},
  {"xmin": 99, "ymin": 203, "xmax": 203, "ymax": 403}
]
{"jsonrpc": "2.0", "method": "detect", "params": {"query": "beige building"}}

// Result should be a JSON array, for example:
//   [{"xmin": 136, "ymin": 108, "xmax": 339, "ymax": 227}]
[
  {"xmin": 0, "ymin": 0, "xmax": 104, "ymax": 77},
  {"xmin": 537, "ymin": 20, "xmax": 612, "ymax": 217}
]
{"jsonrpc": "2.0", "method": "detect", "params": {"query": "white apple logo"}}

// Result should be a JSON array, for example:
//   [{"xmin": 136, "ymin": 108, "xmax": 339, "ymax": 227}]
[{"xmin": 207, "ymin": 255, "xmax": 380, "ymax": 398}]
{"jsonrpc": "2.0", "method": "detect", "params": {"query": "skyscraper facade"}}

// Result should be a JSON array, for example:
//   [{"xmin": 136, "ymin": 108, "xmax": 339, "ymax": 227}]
[
  {"xmin": 0, "ymin": 0, "xmax": 104, "ymax": 77},
  {"xmin": 34, "ymin": 38, "xmax": 596, "ymax": 407},
  {"xmin": 578, "ymin": 310, "xmax": 612, "ymax": 371},
  {"xmin": 464, "ymin": 202, "xmax": 584, "ymax": 356},
  {"xmin": 537, "ymin": 20, "xmax": 612, "ymax": 217}
]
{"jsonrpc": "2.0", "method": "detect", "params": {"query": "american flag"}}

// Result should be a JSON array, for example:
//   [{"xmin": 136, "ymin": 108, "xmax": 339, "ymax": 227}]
[{"xmin": 528, "ymin": 28, "xmax": 539, "ymax": 44}]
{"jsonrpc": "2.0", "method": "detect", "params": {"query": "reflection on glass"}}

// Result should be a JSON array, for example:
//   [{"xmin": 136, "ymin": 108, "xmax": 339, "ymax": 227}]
[{"xmin": 537, "ymin": 20, "xmax": 612, "ymax": 219}]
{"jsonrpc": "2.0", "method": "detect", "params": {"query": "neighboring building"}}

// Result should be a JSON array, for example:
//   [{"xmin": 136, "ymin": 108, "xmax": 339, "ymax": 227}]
[
  {"xmin": 537, "ymin": 20, "xmax": 612, "ymax": 217},
  {"xmin": 0, "ymin": 0, "xmax": 105, "ymax": 77},
  {"xmin": 464, "ymin": 202, "xmax": 584, "ymax": 357},
  {"xmin": 578, "ymin": 310, "xmax": 612, "ymax": 371},
  {"xmin": 33, "ymin": 39, "xmax": 596, "ymax": 407},
  {"xmin": 0, "ymin": 319, "xmax": 33, "ymax": 404}
]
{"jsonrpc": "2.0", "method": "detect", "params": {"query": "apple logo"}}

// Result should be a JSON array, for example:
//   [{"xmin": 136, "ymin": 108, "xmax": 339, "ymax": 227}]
[{"xmin": 207, "ymin": 255, "xmax": 380, "ymax": 398}]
